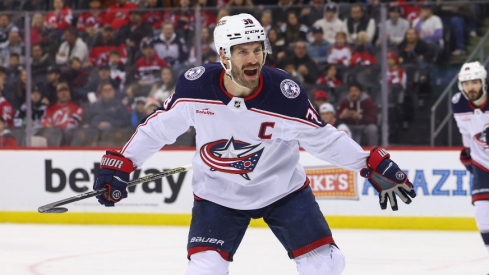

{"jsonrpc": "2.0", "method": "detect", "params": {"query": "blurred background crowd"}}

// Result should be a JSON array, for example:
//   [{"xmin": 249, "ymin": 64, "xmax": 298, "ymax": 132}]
[{"xmin": 0, "ymin": 0, "xmax": 487, "ymax": 148}]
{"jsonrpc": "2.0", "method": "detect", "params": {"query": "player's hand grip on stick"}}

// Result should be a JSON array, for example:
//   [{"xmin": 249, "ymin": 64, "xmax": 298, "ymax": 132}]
[
  {"xmin": 460, "ymin": 147, "xmax": 473, "ymax": 173},
  {"xmin": 360, "ymin": 146, "xmax": 416, "ymax": 211},
  {"xmin": 93, "ymin": 150, "xmax": 135, "ymax": 207},
  {"xmin": 38, "ymin": 165, "xmax": 192, "ymax": 213}
]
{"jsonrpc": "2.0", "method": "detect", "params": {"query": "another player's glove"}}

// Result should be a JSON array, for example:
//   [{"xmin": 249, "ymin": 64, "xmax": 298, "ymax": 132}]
[
  {"xmin": 459, "ymin": 147, "xmax": 472, "ymax": 173},
  {"xmin": 93, "ymin": 150, "xmax": 134, "ymax": 207},
  {"xmin": 360, "ymin": 146, "xmax": 416, "ymax": 211}
]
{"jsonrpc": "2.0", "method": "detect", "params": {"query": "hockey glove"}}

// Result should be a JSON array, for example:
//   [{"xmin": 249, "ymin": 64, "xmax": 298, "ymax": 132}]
[
  {"xmin": 93, "ymin": 150, "xmax": 134, "ymax": 207},
  {"xmin": 360, "ymin": 146, "xmax": 416, "ymax": 211},
  {"xmin": 460, "ymin": 148, "xmax": 472, "ymax": 173}
]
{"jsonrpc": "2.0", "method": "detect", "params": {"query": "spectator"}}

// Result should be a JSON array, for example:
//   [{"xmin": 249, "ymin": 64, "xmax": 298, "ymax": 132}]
[
  {"xmin": 316, "ymin": 63, "xmax": 342, "ymax": 88},
  {"xmin": 41, "ymin": 66, "xmax": 62, "ymax": 106},
  {"xmin": 319, "ymin": 102, "xmax": 351, "ymax": 138},
  {"xmin": 398, "ymin": 27, "xmax": 435, "ymax": 65},
  {"xmin": 5, "ymin": 53, "xmax": 21, "ymax": 87},
  {"xmin": 30, "ymin": 13, "xmax": 44, "ymax": 46},
  {"xmin": 397, "ymin": 0, "xmax": 421, "ymax": 22},
  {"xmin": 351, "ymin": 31, "xmax": 376, "ymax": 67},
  {"xmin": 412, "ymin": 3, "xmax": 443, "ymax": 52},
  {"xmin": 142, "ymin": 0, "xmax": 166, "ymax": 32},
  {"xmin": 42, "ymin": 82, "xmax": 84, "ymax": 145},
  {"xmin": 83, "ymin": 83, "xmax": 131, "ymax": 131},
  {"xmin": 216, "ymin": 8, "xmax": 231, "ymax": 22},
  {"xmin": 311, "ymin": 4, "xmax": 347, "ymax": 45},
  {"xmin": 4, "ymin": 66, "xmax": 27, "ymax": 110},
  {"xmin": 327, "ymin": 31, "xmax": 352, "ymax": 67},
  {"xmin": 265, "ymin": 27, "xmax": 285, "ymax": 67},
  {"xmin": 386, "ymin": 52, "xmax": 407, "ymax": 90},
  {"xmin": 78, "ymin": 64, "xmax": 119, "ymax": 103},
  {"xmin": 385, "ymin": 6, "xmax": 409, "ymax": 46},
  {"xmin": 0, "ymin": 14, "xmax": 19, "ymax": 44},
  {"xmin": 149, "ymin": 66, "xmax": 176, "ymax": 103},
  {"xmin": 90, "ymin": 25, "xmax": 127, "ymax": 66},
  {"xmin": 313, "ymin": 90, "xmax": 328, "ymax": 110},
  {"xmin": 187, "ymin": 26, "xmax": 217, "ymax": 67},
  {"xmin": 300, "ymin": 0, "xmax": 324, "ymax": 27},
  {"xmin": 227, "ymin": 0, "xmax": 254, "ymax": 16},
  {"xmin": 13, "ymin": 86, "xmax": 47, "ymax": 130},
  {"xmin": 272, "ymin": 0, "xmax": 301, "ymax": 28},
  {"xmin": 438, "ymin": 1, "xmax": 475, "ymax": 56},
  {"xmin": 194, "ymin": 0, "xmax": 218, "ymax": 29},
  {"xmin": 56, "ymin": 27, "xmax": 89, "ymax": 66},
  {"xmin": 31, "ymin": 44, "xmax": 51, "ymax": 85},
  {"xmin": 21, "ymin": 0, "xmax": 47, "ymax": 11},
  {"xmin": 44, "ymin": 0, "xmax": 73, "ymax": 34},
  {"xmin": 39, "ymin": 29, "xmax": 59, "ymax": 63},
  {"xmin": 115, "ymin": 9, "xmax": 153, "ymax": 64},
  {"xmin": 0, "ymin": 116, "xmax": 16, "ymax": 146},
  {"xmin": 279, "ymin": 40, "xmax": 319, "ymax": 85},
  {"xmin": 144, "ymin": 97, "xmax": 160, "ymax": 116},
  {"xmin": 345, "ymin": 4, "xmax": 376, "ymax": 44},
  {"xmin": 260, "ymin": 9, "xmax": 274, "ymax": 34},
  {"xmin": 280, "ymin": 11, "xmax": 308, "ymax": 45},
  {"xmin": 171, "ymin": 0, "xmax": 195, "ymax": 42},
  {"xmin": 64, "ymin": 57, "xmax": 89, "ymax": 93},
  {"xmin": 136, "ymin": 41, "xmax": 169, "ymax": 88},
  {"xmin": 131, "ymin": 96, "xmax": 147, "ymax": 127},
  {"xmin": 151, "ymin": 21, "xmax": 189, "ymax": 73},
  {"xmin": 0, "ymin": 30, "xmax": 25, "ymax": 68},
  {"xmin": 282, "ymin": 61, "xmax": 304, "ymax": 84},
  {"xmin": 108, "ymin": 50, "xmax": 126, "ymax": 88},
  {"xmin": 77, "ymin": 0, "xmax": 106, "ymax": 43},
  {"xmin": 307, "ymin": 26, "xmax": 331, "ymax": 66},
  {"xmin": 0, "ymin": 86, "xmax": 13, "ymax": 127},
  {"xmin": 337, "ymin": 82, "xmax": 378, "ymax": 146},
  {"xmin": 104, "ymin": 0, "xmax": 138, "ymax": 30}
]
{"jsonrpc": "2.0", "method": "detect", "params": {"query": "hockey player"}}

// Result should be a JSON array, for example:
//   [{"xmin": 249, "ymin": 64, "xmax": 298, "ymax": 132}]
[
  {"xmin": 92, "ymin": 13, "xmax": 416, "ymax": 275},
  {"xmin": 452, "ymin": 61, "xmax": 489, "ymax": 256}
]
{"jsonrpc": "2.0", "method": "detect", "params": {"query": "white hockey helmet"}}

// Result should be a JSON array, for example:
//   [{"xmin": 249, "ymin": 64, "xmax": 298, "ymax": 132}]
[
  {"xmin": 458, "ymin": 61, "xmax": 487, "ymax": 99},
  {"xmin": 214, "ymin": 13, "xmax": 270, "ymax": 60}
]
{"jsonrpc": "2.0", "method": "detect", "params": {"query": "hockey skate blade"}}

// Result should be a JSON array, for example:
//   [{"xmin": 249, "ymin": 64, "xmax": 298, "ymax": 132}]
[{"xmin": 38, "ymin": 207, "xmax": 68, "ymax": 214}]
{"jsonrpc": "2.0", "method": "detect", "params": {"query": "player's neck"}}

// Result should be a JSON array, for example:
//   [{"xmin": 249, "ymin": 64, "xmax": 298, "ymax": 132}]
[
  {"xmin": 223, "ymin": 74, "xmax": 257, "ymax": 98},
  {"xmin": 472, "ymin": 93, "xmax": 487, "ymax": 108}
]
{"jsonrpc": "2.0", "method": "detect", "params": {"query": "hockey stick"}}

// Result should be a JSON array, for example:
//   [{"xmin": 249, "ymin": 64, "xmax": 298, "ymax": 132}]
[{"xmin": 38, "ymin": 164, "xmax": 192, "ymax": 214}]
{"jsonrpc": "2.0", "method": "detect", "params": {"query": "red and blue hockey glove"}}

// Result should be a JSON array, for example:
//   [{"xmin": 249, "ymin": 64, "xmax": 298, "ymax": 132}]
[
  {"xmin": 360, "ymin": 146, "xmax": 416, "ymax": 211},
  {"xmin": 460, "ymin": 147, "xmax": 472, "ymax": 173},
  {"xmin": 93, "ymin": 150, "xmax": 134, "ymax": 207}
]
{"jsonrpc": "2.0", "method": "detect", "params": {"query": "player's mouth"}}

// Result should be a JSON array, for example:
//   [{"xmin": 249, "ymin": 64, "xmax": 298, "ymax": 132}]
[{"xmin": 243, "ymin": 67, "xmax": 258, "ymax": 79}]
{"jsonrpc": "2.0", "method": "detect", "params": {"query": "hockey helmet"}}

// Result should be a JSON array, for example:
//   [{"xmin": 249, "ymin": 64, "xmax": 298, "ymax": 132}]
[
  {"xmin": 214, "ymin": 13, "xmax": 271, "ymax": 61},
  {"xmin": 458, "ymin": 61, "xmax": 487, "ymax": 99}
]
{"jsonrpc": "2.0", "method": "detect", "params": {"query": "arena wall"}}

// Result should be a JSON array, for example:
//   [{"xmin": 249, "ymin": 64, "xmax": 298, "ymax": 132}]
[{"xmin": 0, "ymin": 148, "xmax": 477, "ymax": 230}]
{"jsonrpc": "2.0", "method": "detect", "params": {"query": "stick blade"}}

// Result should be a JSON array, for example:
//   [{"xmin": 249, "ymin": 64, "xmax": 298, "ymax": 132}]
[{"xmin": 38, "ymin": 206, "xmax": 68, "ymax": 214}]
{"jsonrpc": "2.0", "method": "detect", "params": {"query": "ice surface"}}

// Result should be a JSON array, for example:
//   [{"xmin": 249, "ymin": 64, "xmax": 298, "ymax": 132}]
[{"xmin": 0, "ymin": 224, "xmax": 487, "ymax": 275}]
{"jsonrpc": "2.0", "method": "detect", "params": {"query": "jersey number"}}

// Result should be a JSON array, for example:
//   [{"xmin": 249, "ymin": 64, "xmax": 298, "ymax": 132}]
[{"xmin": 258, "ymin": 122, "xmax": 275, "ymax": 139}]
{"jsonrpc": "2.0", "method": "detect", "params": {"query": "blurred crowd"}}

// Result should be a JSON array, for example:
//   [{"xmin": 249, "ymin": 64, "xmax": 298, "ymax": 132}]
[{"xmin": 0, "ymin": 0, "xmax": 487, "ymax": 147}]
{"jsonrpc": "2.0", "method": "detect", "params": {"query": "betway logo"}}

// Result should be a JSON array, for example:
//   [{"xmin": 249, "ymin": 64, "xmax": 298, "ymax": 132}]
[{"xmin": 195, "ymin": 108, "xmax": 215, "ymax": 115}]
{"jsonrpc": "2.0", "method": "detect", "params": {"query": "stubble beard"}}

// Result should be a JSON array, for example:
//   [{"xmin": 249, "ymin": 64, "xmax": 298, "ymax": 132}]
[{"xmin": 230, "ymin": 61, "xmax": 261, "ymax": 90}]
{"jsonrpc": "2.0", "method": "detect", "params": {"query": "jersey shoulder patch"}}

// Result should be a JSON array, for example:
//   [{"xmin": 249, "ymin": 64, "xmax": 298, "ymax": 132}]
[
  {"xmin": 451, "ymin": 92, "xmax": 461, "ymax": 104},
  {"xmin": 184, "ymin": 66, "xmax": 206, "ymax": 81},
  {"xmin": 280, "ymin": 79, "xmax": 301, "ymax": 99}
]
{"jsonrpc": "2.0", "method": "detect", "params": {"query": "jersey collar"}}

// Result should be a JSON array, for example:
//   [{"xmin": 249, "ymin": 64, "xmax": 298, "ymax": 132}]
[{"xmin": 214, "ymin": 69, "xmax": 268, "ymax": 109}]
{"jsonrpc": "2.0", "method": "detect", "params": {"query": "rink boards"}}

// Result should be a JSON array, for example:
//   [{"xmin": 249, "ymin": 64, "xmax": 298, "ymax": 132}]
[{"xmin": 0, "ymin": 148, "xmax": 478, "ymax": 230}]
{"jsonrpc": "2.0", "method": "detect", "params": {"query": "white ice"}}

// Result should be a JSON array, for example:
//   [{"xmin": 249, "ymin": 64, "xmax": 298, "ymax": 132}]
[{"xmin": 1, "ymin": 224, "xmax": 488, "ymax": 275}]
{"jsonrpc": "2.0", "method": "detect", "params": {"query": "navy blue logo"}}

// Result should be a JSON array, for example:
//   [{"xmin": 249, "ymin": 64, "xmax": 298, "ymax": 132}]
[{"xmin": 200, "ymin": 137, "xmax": 264, "ymax": 180}]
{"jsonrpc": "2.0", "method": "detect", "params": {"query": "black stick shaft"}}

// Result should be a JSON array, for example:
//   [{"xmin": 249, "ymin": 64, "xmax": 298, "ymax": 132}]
[{"xmin": 38, "ymin": 165, "xmax": 192, "ymax": 213}]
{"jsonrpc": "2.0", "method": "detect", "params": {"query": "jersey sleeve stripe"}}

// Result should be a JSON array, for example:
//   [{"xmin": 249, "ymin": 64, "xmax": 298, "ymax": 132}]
[
  {"xmin": 120, "ymin": 110, "xmax": 165, "ymax": 154},
  {"xmin": 170, "ymin": 99, "xmax": 225, "ymax": 110},
  {"xmin": 250, "ymin": 108, "xmax": 320, "ymax": 128}
]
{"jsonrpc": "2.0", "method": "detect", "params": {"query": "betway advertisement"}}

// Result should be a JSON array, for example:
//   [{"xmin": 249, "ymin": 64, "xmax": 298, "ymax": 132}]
[{"xmin": 0, "ymin": 149, "xmax": 474, "ymax": 217}]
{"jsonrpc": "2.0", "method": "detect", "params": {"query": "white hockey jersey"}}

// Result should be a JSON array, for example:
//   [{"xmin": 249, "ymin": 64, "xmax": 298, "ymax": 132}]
[
  {"xmin": 121, "ymin": 63, "xmax": 368, "ymax": 210},
  {"xmin": 452, "ymin": 92, "xmax": 489, "ymax": 169}
]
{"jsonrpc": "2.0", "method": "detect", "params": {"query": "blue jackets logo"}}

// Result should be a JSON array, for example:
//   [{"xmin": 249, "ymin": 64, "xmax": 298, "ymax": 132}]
[{"xmin": 200, "ymin": 137, "xmax": 264, "ymax": 180}]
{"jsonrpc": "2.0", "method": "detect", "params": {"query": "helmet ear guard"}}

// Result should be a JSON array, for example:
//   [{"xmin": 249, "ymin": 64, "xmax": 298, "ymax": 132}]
[{"xmin": 458, "ymin": 61, "xmax": 488, "ymax": 100}]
